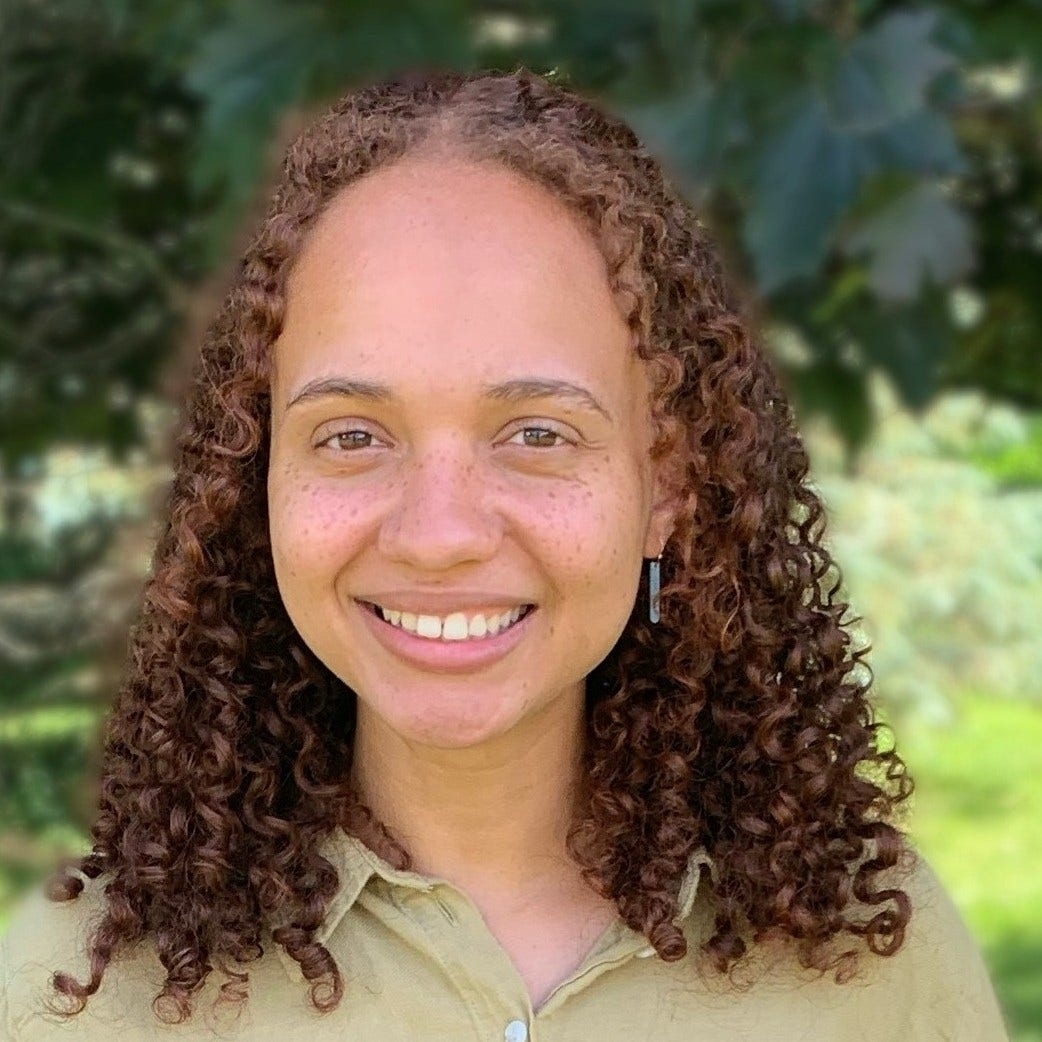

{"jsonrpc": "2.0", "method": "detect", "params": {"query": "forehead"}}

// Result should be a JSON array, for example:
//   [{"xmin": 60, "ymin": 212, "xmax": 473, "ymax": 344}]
[{"xmin": 272, "ymin": 155, "xmax": 640, "ymax": 405}]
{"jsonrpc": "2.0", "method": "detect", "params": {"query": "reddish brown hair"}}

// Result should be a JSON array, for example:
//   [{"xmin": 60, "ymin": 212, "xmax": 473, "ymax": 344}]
[{"xmin": 42, "ymin": 66, "xmax": 914, "ymax": 1025}]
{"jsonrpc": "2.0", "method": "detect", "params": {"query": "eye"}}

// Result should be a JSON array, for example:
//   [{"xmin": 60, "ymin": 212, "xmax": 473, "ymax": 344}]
[
  {"xmin": 504, "ymin": 424, "xmax": 575, "ymax": 449},
  {"xmin": 316, "ymin": 427, "xmax": 386, "ymax": 452}
]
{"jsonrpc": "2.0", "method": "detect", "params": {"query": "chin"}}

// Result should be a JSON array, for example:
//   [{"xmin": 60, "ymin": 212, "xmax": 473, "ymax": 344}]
[{"xmin": 368, "ymin": 689, "xmax": 526, "ymax": 749}]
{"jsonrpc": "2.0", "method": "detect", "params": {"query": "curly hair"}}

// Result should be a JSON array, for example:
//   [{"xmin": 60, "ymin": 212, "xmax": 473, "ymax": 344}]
[{"xmin": 41, "ymin": 65, "xmax": 915, "ymax": 1026}]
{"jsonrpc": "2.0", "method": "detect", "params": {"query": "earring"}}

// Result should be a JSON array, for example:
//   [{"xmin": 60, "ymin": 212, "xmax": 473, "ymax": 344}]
[{"xmin": 646, "ymin": 554, "xmax": 662, "ymax": 623}]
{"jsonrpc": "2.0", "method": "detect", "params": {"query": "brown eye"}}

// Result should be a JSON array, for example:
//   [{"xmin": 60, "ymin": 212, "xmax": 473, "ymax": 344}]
[
  {"xmin": 318, "ymin": 428, "xmax": 383, "ymax": 451},
  {"xmin": 507, "ymin": 425, "xmax": 573, "ymax": 449}
]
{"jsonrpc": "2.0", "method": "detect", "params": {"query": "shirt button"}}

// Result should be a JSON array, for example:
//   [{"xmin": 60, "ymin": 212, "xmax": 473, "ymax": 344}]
[{"xmin": 504, "ymin": 1019, "xmax": 528, "ymax": 1042}]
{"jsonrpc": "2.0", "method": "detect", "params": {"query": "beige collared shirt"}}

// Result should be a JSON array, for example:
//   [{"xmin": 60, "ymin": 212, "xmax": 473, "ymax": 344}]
[{"xmin": 1, "ymin": 827, "xmax": 1011, "ymax": 1040}]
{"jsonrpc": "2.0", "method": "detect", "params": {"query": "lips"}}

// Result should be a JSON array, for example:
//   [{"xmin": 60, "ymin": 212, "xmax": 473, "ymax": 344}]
[{"xmin": 353, "ymin": 596, "xmax": 538, "ymax": 674}]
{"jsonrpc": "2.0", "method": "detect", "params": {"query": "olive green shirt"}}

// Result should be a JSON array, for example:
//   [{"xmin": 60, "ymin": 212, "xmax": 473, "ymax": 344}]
[{"xmin": 1, "ymin": 827, "xmax": 1011, "ymax": 1040}]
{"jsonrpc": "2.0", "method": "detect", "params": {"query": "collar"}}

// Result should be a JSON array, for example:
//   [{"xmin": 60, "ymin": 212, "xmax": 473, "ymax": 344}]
[
  {"xmin": 673, "ymin": 843, "xmax": 717, "ymax": 927},
  {"xmin": 311, "ymin": 825, "xmax": 717, "ymax": 946}
]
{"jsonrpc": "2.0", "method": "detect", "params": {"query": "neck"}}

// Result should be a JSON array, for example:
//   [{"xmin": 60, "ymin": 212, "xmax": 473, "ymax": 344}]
[{"xmin": 348, "ymin": 684, "xmax": 588, "ymax": 901}]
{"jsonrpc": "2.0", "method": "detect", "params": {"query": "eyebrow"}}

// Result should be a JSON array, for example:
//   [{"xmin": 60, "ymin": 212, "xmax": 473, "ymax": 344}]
[{"xmin": 285, "ymin": 376, "xmax": 614, "ymax": 423}]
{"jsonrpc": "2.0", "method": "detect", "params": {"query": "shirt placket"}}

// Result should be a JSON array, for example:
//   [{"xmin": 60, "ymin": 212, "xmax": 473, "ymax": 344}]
[
  {"xmin": 396, "ymin": 880, "xmax": 658, "ymax": 1042},
  {"xmin": 530, "ymin": 920, "xmax": 656, "ymax": 1025},
  {"xmin": 387, "ymin": 880, "xmax": 536, "ymax": 1039}
]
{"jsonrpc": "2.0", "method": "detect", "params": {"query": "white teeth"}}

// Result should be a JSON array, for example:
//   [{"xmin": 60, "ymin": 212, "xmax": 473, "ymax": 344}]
[
  {"xmin": 416, "ymin": 614, "xmax": 442, "ymax": 639},
  {"xmin": 373, "ymin": 603, "xmax": 529, "ymax": 641},
  {"xmin": 441, "ymin": 613, "xmax": 469, "ymax": 640}
]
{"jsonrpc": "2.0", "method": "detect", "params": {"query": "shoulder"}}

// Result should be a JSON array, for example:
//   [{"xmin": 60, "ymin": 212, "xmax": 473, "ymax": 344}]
[
  {"xmin": 680, "ymin": 844, "xmax": 1011, "ymax": 1041},
  {"xmin": 1, "ymin": 870, "xmax": 140, "ymax": 1040},
  {"xmin": 890, "ymin": 847, "xmax": 1009, "ymax": 1032},
  {"xmin": 2, "ymin": 870, "xmax": 111, "ymax": 967},
  {"xmin": 878, "ymin": 846, "xmax": 989, "ymax": 969},
  {"xmin": 821, "ymin": 846, "xmax": 1010, "ymax": 1040},
  {"xmin": 0, "ymin": 871, "xmax": 293, "ymax": 1041}
]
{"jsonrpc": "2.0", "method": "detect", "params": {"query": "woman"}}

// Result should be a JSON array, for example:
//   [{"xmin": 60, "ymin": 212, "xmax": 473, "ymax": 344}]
[{"xmin": 1, "ymin": 67, "xmax": 1010, "ymax": 1040}]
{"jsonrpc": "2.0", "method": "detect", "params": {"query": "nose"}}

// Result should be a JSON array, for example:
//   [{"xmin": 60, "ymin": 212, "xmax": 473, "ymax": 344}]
[{"xmin": 376, "ymin": 438, "xmax": 501, "ymax": 571}]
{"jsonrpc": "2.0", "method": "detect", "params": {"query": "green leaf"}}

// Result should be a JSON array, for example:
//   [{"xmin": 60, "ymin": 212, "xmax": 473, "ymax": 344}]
[
  {"xmin": 842, "ymin": 181, "xmax": 974, "ymax": 302},
  {"xmin": 866, "ymin": 108, "xmax": 967, "ymax": 176},
  {"xmin": 743, "ymin": 93, "xmax": 877, "ymax": 291},
  {"xmin": 826, "ymin": 8, "xmax": 956, "ymax": 131},
  {"xmin": 766, "ymin": 0, "xmax": 812, "ymax": 21},
  {"xmin": 619, "ymin": 77, "xmax": 744, "ymax": 188},
  {"xmin": 843, "ymin": 289, "xmax": 954, "ymax": 410},
  {"xmin": 185, "ymin": 1, "xmax": 322, "ymax": 196}
]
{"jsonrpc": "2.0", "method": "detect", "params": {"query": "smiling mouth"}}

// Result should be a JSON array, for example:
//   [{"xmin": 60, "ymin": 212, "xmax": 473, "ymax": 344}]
[{"xmin": 356, "ymin": 600, "xmax": 537, "ymax": 642}]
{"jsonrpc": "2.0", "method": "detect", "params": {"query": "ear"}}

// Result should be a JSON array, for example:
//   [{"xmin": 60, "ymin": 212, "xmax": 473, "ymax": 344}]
[{"xmin": 643, "ymin": 455, "xmax": 686, "ymax": 558}]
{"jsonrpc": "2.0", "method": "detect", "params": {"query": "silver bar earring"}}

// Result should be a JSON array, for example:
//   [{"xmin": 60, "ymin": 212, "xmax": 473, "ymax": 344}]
[{"xmin": 648, "ymin": 555, "xmax": 661, "ymax": 623}]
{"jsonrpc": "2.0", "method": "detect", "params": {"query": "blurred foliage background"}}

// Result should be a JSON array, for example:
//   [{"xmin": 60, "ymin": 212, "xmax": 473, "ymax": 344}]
[{"xmin": 0, "ymin": 0, "xmax": 1039, "ymax": 1036}]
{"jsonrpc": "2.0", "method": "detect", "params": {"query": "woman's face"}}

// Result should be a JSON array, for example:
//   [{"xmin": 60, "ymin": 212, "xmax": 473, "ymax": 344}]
[{"xmin": 267, "ymin": 155, "xmax": 676, "ymax": 749}]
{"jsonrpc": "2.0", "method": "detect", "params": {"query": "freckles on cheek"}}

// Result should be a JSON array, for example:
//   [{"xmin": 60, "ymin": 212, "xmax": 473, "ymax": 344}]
[
  {"xmin": 541, "ymin": 481, "xmax": 621, "ymax": 572},
  {"xmin": 275, "ymin": 478, "xmax": 373, "ymax": 569},
  {"xmin": 587, "ymin": 470, "xmax": 647, "ymax": 564}
]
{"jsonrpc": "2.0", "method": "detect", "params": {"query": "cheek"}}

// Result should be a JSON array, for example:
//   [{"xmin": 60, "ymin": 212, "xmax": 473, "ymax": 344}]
[
  {"xmin": 519, "ymin": 469, "xmax": 644, "ymax": 587},
  {"xmin": 523, "ymin": 474, "xmax": 644, "ymax": 672},
  {"xmin": 268, "ymin": 472, "xmax": 376, "ymax": 578}
]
